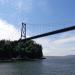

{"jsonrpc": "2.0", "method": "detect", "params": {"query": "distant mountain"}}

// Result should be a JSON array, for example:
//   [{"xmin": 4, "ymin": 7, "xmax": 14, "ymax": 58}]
[{"xmin": 65, "ymin": 55, "xmax": 75, "ymax": 58}]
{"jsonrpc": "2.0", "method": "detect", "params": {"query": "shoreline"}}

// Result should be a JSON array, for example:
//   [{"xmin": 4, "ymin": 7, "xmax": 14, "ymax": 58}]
[{"xmin": 0, "ymin": 57, "xmax": 46, "ymax": 63}]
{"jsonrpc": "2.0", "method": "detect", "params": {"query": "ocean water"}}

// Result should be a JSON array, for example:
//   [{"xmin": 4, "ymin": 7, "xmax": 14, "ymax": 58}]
[{"xmin": 0, "ymin": 56, "xmax": 75, "ymax": 75}]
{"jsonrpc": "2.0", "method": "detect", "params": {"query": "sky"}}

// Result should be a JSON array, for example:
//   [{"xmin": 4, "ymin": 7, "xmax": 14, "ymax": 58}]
[{"xmin": 0, "ymin": 0, "xmax": 75, "ymax": 56}]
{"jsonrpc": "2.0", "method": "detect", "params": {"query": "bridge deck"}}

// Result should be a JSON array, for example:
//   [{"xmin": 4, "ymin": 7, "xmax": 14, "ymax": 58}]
[{"xmin": 21, "ymin": 25, "xmax": 75, "ymax": 41}]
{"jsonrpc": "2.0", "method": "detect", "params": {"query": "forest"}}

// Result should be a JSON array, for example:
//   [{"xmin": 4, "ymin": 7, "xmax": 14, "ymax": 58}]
[{"xmin": 0, "ymin": 40, "xmax": 43, "ymax": 60}]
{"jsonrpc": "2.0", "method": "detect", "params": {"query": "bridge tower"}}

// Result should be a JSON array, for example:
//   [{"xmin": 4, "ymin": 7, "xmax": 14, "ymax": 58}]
[
  {"xmin": 18, "ymin": 22, "xmax": 26, "ymax": 58},
  {"xmin": 21, "ymin": 22, "xmax": 26, "ymax": 39}
]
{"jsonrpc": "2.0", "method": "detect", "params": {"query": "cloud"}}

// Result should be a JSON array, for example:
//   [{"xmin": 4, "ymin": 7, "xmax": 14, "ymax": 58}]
[
  {"xmin": 37, "ymin": 0, "xmax": 52, "ymax": 14},
  {"xmin": 14, "ymin": 0, "xmax": 33, "ymax": 13},
  {"xmin": 0, "ymin": 19, "xmax": 20, "ymax": 41},
  {"xmin": 0, "ymin": 0, "xmax": 9, "ymax": 4},
  {"xmin": 34, "ymin": 32, "xmax": 75, "ymax": 56},
  {"xmin": 0, "ymin": 0, "xmax": 33, "ymax": 13},
  {"xmin": 51, "ymin": 36, "xmax": 75, "ymax": 46}
]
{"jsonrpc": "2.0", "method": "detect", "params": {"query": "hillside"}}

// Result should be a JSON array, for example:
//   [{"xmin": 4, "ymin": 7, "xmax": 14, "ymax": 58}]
[{"xmin": 0, "ymin": 40, "xmax": 43, "ymax": 60}]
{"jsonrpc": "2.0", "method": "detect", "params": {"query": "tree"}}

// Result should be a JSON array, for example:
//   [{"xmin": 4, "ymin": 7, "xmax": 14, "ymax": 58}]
[{"xmin": 0, "ymin": 39, "xmax": 43, "ymax": 60}]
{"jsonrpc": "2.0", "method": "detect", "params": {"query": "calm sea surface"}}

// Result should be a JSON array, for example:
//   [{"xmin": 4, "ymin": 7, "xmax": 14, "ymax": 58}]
[{"xmin": 0, "ymin": 56, "xmax": 75, "ymax": 75}]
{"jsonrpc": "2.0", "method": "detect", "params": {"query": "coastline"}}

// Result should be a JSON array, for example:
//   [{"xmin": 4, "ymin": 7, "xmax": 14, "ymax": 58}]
[{"xmin": 0, "ymin": 57, "xmax": 46, "ymax": 63}]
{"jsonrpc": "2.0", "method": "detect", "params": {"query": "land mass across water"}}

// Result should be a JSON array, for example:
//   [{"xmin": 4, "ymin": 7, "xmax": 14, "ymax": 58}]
[{"xmin": 0, "ymin": 39, "xmax": 44, "ymax": 62}]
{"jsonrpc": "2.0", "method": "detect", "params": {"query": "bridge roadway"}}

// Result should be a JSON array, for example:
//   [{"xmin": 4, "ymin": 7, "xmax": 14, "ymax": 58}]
[{"xmin": 20, "ymin": 25, "xmax": 75, "ymax": 42}]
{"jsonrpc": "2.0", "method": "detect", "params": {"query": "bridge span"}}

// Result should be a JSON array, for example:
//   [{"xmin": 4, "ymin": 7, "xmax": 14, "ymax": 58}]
[{"xmin": 21, "ymin": 25, "xmax": 75, "ymax": 41}]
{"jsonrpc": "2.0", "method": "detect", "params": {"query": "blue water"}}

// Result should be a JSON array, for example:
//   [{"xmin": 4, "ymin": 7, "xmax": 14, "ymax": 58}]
[{"xmin": 0, "ymin": 56, "xmax": 75, "ymax": 75}]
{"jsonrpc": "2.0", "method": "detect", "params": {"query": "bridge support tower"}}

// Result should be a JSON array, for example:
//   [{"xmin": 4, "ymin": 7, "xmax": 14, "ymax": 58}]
[{"xmin": 21, "ymin": 22, "xmax": 26, "ymax": 39}]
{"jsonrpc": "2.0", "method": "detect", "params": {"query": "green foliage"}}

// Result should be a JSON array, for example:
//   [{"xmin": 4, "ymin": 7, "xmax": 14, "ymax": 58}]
[{"xmin": 0, "ymin": 40, "xmax": 43, "ymax": 60}]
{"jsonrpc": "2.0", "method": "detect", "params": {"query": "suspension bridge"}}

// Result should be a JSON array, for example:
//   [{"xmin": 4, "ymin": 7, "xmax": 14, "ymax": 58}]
[{"xmin": 20, "ymin": 22, "xmax": 75, "ymax": 41}]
